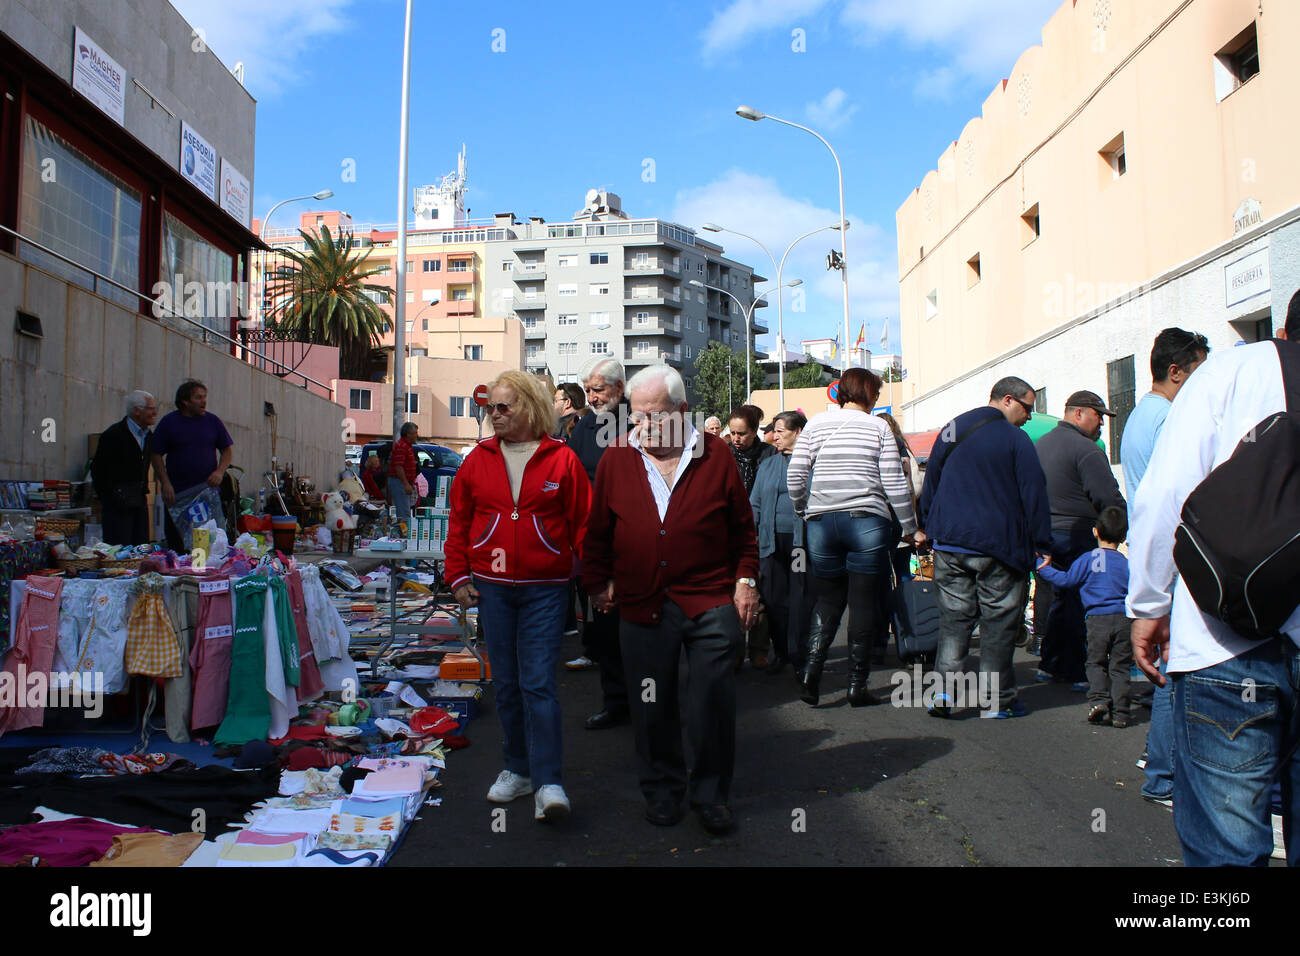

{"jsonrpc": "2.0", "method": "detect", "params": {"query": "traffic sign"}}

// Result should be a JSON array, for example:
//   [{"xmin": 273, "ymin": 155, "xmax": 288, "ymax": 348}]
[
  {"xmin": 473, "ymin": 384, "xmax": 490, "ymax": 406},
  {"xmin": 827, "ymin": 379, "xmax": 840, "ymax": 403}
]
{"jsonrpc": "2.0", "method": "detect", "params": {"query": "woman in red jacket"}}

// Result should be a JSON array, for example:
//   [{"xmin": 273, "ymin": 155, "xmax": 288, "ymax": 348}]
[{"xmin": 445, "ymin": 370, "xmax": 591, "ymax": 823}]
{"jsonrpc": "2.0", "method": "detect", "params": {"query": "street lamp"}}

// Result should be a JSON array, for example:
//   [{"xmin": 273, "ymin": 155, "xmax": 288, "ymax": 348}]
[
  {"xmin": 736, "ymin": 105, "xmax": 851, "ymax": 376},
  {"xmin": 703, "ymin": 220, "xmax": 846, "ymax": 407},
  {"xmin": 257, "ymin": 189, "xmax": 334, "ymax": 327},
  {"xmin": 691, "ymin": 278, "xmax": 801, "ymax": 401}
]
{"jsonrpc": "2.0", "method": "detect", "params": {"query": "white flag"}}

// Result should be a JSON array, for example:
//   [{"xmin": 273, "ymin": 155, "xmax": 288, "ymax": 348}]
[{"xmin": 880, "ymin": 320, "xmax": 889, "ymax": 352}]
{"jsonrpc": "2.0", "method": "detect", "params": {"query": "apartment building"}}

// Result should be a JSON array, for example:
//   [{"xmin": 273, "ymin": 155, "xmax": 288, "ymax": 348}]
[
  {"xmin": 482, "ymin": 190, "xmax": 766, "ymax": 392},
  {"xmin": 896, "ymin": 0, "xmax": 1300, "ymax": 471}
]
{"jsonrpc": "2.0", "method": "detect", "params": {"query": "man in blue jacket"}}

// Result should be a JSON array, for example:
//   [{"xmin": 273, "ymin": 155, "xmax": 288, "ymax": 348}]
[{"xmin": 917, "ymin": 376, "xmax": 1052, "ymax": 718}]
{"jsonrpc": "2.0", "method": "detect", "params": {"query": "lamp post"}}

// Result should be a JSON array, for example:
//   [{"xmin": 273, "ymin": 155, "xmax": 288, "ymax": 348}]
[
  {"xmin": 257, "ymin": 189, "xmax": 333, "ymax": 327},
  {"xmin": 691, "ymin": 278, "xmax": 801, "ymax": 401},
  {"xmin": 703, "ymin": 220, "xmax": 845, "ymax": 408},
  {"xmin": 393, "ymin": 0, "xmax": 414, "ymax": 440},
  {"xmin": 736, "ymin": 106, "xmax": 851, "ymax": 374}
]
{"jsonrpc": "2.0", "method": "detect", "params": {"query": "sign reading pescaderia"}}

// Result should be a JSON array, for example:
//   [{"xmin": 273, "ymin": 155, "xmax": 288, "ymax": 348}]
[
  {"xmin": 1224, "ymin": 248, "xmax": 1270, "ymax": 308},
  {"xmin": 179, "ymin": 121, "xmax": 218, "ymax": 200},
  {"xmin": 71, "ymin": 27, "xmax": 125, "ymax": 126},
  {"xmin": 219, "ymin": 158, "xmax": 251, "ymax": 227}
]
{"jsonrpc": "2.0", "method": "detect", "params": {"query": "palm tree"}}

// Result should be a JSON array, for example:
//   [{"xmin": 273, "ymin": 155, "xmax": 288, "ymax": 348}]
[{"xmin": 264, "ymin": 226, "xmax": 392, "ymax": 381}]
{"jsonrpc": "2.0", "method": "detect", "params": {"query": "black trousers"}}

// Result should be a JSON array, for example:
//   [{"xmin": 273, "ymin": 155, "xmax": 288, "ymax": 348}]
[
  {"xmin": 102, "ymin": 506, "xmax": 149, "ymax": 546},
  {"xmin": 587, "ymin": 604, "xmax": 627, "ymax": 714},
  {"xmin": 1036, "ymin": 535, "xmax": 1089, "ymax": 682},
  {"xmin": 620, "ymin": 599, "xmax": 743, "ymax": 807},
  {"xmin": 759, "ymin": 532, "xmax": 811, "ymax": 667}
]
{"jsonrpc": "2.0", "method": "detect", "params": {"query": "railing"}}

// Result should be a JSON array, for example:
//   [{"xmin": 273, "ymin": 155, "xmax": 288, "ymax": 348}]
[
  {"xmin": 1, "ymin": 224, "xmax": 334, "ymax": 397},
  {"xmin": 624, "ymin": 348, "xmax": 683, "ymax": 364}
]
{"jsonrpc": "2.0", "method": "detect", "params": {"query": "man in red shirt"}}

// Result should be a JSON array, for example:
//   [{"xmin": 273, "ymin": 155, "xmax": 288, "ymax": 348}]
[
  {"xmin": 582, "ymin": 365, "xmax": 760, "ymax": 835},
  {"xmin": 387, "ymin": 422, "xmax": 419, "ymax": 526}
]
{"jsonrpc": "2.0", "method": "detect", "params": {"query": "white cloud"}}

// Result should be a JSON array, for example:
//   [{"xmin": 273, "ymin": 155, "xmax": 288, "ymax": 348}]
[
  {"xmin": 841, "ymin": 0, "xmax": 1062, "ymax": 97},
  {"xmin": 167, "ymin": 0, "xmax": 354, "ymax": 98},
  {"xmin": 701, "ymin": 0, "xmax": 832, "ymax": 58},
  {"xmin": 670, "ymin": 169, "xmax": 899, "ymax": 353},
  {"xmin": 805, "ymin": 88, "xmax": 858, "ymax": 131}
]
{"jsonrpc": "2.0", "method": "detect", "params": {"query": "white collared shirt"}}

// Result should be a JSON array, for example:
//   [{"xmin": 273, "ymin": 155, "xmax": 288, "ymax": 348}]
[
  {"xmin": 1127, "ymin": 341, "xmax": 1300, "ymax": 672},
  {"xmin": 126, "ymin": 416, "xmax": 149, "ymax": 451},
  {"xmin": 628, "ymin": 423, "xmax": 699, "ymax": 522}
]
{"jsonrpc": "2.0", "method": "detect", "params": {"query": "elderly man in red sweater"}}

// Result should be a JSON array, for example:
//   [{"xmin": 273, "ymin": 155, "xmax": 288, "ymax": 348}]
[{"xmin": 583, "ymin": 364, "xmax": 760, "ymax": 836}]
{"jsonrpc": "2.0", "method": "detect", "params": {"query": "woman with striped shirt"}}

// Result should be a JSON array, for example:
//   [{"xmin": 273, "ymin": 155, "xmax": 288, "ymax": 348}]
[{"xmin": 786, "ymin": 367, "xmax": 920, "ymax": 706}]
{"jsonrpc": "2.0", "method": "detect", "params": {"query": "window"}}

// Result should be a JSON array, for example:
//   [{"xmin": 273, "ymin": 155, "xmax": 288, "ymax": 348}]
[
  {"xmin": 634, "ymin": 251, "xmax": 648, "ymax": 265},
  {"xmin": 448, "ymin": 259, "xmax": 470, "ymax": 272},
  {"xmin": 377, "ymin": 264, "xmax": 393, "ymax": 274},
  {"xmin": 635, "ymin": 311, "xmax": 650, "ymax": 324},
  {"xmin": 526, "ymin": 345, "xmax": 540, "ymax": 357},
  {"xmin": 558, "ymin": 255, "xmax": 576, "ymax": 268},
  {"xmin": 589, "ymin": 283, "xmax": 609, "ymax": 296},
  {"xmin": 557, "ymin": 314, "xmax": 578, "ymax": 325},
  {"xmin": 590, "ymin": 341, "xmax": 608, "ymax": 353},
  {"xmin": 1020, "ymin": 204, "xmax": 1040, "ymax": 248},
  {"xmin": 558, "ymin": 342, "xmax": 578, "ymax": 355},
  {"xmin": 406, "ymin": 261, "xmax": 414, "ymax": 272},
  {"xmin": 349, "ymin": 388, "xmax": 372, "ymax": 411},
  {"xmin": 589, "ymin": 311, "xmax": 609, "ymax": 326},
  {"xmin": 423, "ymin": 260, "xmax": 442, "ymax": 272},
  {"xmin": 523, "ymin": 317, "xmax": 539, "ymax": 329},
  {"xmin": 406, "ymin": 291, "xmax": 415, "ymax": 303},
  {"xmin": 698, "ymin": 319, "xmax": 705, "ymax": 332},
  {"xmin": 697, "ymin": 263, "xmax": 705, "ymax": 275},
  {"xmin": 1107, "ymin": 354, "xmax": 1136, "ymax": 465},
  {"xmin": 1215, "ymin": 23, "xmax": 1260, "ymax": 102},
  {"xmin": 422, "ymin": 319, "xmax": 428, "ymax": 330},
  {"xmin": 685, "ymin": 345, "xmax": 693, "ymax": 359},
  {"xmin": 1034, "ymin": 388, "xmax": 1047, "ymax": 414},
  {"xmin": 637, "ymin": 340, "xmax": 651, "ymax": 353},
  {"xmin": 925, "ymin": 289, "xmax": 939, "ymax": 321},
  {"xmin": 501, "ymin": 261, "xmax": 512, "ymax": 272},
  {"xmin": 161, "ymin": 211, "xmax": 233, "ymax": 334},
  {"xmin": 406, "ymin": 393, "xmax": 419, "ymax": 414},
  {"xmin": 558, "ymin": 284, "xmax": 578, "ymax": 296},
  {"xmin": 451, "ymin": 288, "xmax": 470, "ymax": 301},
  {"xmin": 464, "ymin": 344, "xmax": 483, "ymax": 361},
  {"xmin": 450, "ymin": 396, "xmax": 468, "ymax": 417},
  {"xmin": 966, "ymin": 253, "xmax": 981, "ymax": 288},
  {"xmin": 316, "ymin": 215, "xmax": 324, "ymax": 227},
  {"xmin": 589, "ymin": 253, "xmax": 609, "ymax": 265},
  {"xmin": 1100, "ymin": 133, "xmax": 1126, "ymax": 183}
]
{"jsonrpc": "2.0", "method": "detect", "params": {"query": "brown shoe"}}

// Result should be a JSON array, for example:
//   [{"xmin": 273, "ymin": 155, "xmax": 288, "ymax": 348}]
[{"xmin": 752, "ymin": 654, "xmax": 770, "ymax": 671}]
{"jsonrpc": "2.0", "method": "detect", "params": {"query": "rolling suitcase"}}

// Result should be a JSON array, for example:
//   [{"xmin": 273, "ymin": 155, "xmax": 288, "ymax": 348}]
[{"xmin": 895, "ymin": 577, "xmax": 940, "ymax": 666}]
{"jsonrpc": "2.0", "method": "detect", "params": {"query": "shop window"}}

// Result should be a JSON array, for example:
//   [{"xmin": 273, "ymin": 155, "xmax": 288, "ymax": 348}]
[{"xmin": 161, "ymin": 210, "xmax": 234, "ymax": 335}]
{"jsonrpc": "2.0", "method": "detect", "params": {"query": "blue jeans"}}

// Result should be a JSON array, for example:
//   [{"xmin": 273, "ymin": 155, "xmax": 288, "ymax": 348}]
[
  {"xmin": 805, "ymin": 511, "xmax": 892, "ymax": 577},
  {"xmin": 386, "ymin": 477, "xmax": 411, "ymax": 526},
  {"xmin": 1141, "ymin": 655, "xmax": 1175, "ymax": 800},
  {"xmin": 474, "ymin": 579, "xmax": 568, "ymax": 787},
  {"xmin": 1172, "ymin": 639, "xmax": 1300, "ymax": 866}
]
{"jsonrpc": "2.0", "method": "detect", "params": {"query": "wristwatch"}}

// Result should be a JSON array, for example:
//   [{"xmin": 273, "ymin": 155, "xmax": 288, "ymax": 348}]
[{"xmin": 737, "ymin": 577, "xmax": 757, "ymax": 588}]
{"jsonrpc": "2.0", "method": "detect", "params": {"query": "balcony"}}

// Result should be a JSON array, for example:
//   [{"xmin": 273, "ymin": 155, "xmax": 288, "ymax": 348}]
[
  {"xmin": 624, "ymin": 295, "xmax": 683, "ymax": 311},
  {"xmin": 624, "ymin": 348, "xmax": 683, "ymax": 367},
  {"xmin": 624, "ymin": 317, "xmax": 682, "ymax": 338},
  {"xmin": 623, "ymin": 259, "xmax": 681, "ymax": 278},
  {"xmin": 446, "ymin": 302, "xmax": 475, "ymax": 316},
  {"xmin": 513, "ymin": 296, "xmax": 546, "ymax": 310},
  {"xmin": 524, "ymin": 325, "xmax": 547, "ymax": 339},
  {"xmin": 512, "ymin": 267, "xmax": 547, "ymax": 282}
]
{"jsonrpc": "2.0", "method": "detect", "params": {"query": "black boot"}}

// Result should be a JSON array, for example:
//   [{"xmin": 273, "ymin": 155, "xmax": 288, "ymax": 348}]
[
  {"xmin": 847, "ymin": 571, "xmax": 883, "ymax": 707},
  {"xmin": 846, "ymin": 637, "xmax": 879, "ymax": 707},
  {"xmin": 800, "ymin": 577, "xmax": 848, "ymax": 706}
]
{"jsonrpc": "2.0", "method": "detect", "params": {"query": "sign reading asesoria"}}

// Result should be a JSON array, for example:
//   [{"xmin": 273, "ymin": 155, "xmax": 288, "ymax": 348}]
[
  {"xmin": 179, "ymin": 121, "xmax": 218, "ymax": 200},
  {"xmin": 71, "ymin": 27, "xmax": 125, "ymax": 126}
]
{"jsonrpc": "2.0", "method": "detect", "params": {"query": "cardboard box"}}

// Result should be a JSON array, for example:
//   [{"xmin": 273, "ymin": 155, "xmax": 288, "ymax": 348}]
[{"xmin": 439, "ymin": 650, "xmax": 490, "ymax": 681}]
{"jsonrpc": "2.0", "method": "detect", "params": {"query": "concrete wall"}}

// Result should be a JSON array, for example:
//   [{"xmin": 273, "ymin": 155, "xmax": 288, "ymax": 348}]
[
  {"xmin": 2, "ymin": 0, "xmax": 257, "ymax": 188},
  {"xmin": 0, "ymin": 251, "xmax": 347, "ymax": 492}
]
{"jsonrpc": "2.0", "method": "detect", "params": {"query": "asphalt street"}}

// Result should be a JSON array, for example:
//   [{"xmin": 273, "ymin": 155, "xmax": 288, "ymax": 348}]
[{"xmin": 391, "ymin": 629, "xmax": 1185, "ymax": 867}]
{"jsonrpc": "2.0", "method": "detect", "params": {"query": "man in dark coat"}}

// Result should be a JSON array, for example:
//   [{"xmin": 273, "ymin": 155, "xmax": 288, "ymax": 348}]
[{"xmin": 91, "ymin": 390, "xmax": 158, "ymax": 545}]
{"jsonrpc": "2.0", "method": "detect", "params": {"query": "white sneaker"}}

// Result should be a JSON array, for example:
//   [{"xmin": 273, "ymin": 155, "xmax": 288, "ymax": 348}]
[
  {"xmin": 565, "ymin": 656, "xmax": 596, "ymax": 671},
  {"xmin": 534, "ymin": 784, "xmax": 571, "ymax": 822},
  {"xmin": 486, "ymin": 770, "xmax": 533, "ymax": 803}
]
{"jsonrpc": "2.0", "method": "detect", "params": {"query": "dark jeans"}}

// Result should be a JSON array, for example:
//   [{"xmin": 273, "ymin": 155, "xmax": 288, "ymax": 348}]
[
  {"xmin": 1036, "ymin": 533, "xmax": 1090, "ymax": 682},
  {"xmin": 586, "ymin": 604, "xmax": 627, "ymax": 714},
  {"xmin": 933, "ymin": 550, "xmax": 1028, "ymax": 710},
  {"xmin": 474, "ymin": 578, "xmax": 568, "ymax": 787},
  {"xmin": 1085, "ymin": 613, "xmax": 1133, "ymax": 717},
  {"xmin": 1172, "ymin": 639, "xmax": 1300, "ymax": 866},
  {"xmin": 759, "ymin": 531, "xmax": 811, "ymax": 666},
  {"xmin": 620, "ymin": 599, "xmax": 743, "ymax": 808},
  {"xmin": 102, "ymin": 506, "xmax": 149, "ymax": 546}
]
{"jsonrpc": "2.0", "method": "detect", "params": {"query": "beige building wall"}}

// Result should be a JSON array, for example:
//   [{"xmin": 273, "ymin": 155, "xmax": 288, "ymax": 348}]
[
  {"xmin": 896, "ymin": 0, "xmax": 1299, "ymax": 427},
  {"xmin": 1, "ymin": 252, "xmax": 347, "ymax": 493}
]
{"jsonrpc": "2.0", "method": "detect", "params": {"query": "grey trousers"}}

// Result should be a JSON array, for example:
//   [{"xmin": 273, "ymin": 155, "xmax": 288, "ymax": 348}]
[
  {"xmin": 620, "ymin": 598, "xmax": 743, "ymax": 807},
  {"xmin": 1086, "ymin": 613, "xmax": 1133, "ymax": 718},
  {"xmin": 933, "ymin": 550, "xmax": 1028, "ymax": 710}
]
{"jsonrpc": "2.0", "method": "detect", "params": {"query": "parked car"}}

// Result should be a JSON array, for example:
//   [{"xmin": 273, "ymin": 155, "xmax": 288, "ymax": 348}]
[{"xmin": 360, "ymin": 440, "xmax": 462, "ymax": 505}]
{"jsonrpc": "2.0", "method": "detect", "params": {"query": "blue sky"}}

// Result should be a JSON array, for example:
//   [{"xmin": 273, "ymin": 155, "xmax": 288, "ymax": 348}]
[{"xmin": 170, "ymin": 0, "xmax": 1062, "ymax": 360}]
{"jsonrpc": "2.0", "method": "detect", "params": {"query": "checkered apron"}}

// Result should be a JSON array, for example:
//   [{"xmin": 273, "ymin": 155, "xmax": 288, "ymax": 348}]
[{"xmin": 124, "ymin": 574, "xmax": 182, "ymax": 678}]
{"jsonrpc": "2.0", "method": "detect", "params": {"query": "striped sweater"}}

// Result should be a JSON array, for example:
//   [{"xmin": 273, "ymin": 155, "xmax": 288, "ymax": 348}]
[{"xmin": 786, "ymin": 408, "xmax": 917, "ymax": 533}]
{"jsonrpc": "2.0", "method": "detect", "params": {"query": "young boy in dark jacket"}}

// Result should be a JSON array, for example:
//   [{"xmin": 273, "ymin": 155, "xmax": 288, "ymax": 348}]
[{"xmin": 1036, "ymin": 506, "xmax": 1133, "ymax": 727}]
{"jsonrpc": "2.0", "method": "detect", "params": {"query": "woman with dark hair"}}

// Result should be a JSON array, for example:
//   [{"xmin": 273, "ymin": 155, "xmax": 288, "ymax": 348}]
[
  {"xmin": 750, "ymin": 410, "xmax": 810, "ymax": 675},
  {"xmin": 786, "ymin": 368, "xmax": 920, "ymax": 706},
  {"xmin": 728, "ymin": 404, "xmax": 776, "ymax": 495}
]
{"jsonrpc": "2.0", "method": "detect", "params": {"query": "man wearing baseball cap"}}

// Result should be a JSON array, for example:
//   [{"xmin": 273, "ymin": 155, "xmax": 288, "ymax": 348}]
[{"xmin": 1034, "ymin": 390, "xmax": 1128, "ymax": 688}]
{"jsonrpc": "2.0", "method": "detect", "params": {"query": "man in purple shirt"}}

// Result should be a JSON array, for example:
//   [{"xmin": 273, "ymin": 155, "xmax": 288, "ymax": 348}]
[{"xmin": 149, "ymin": 379, "xmax": 234, "ymax": 551}]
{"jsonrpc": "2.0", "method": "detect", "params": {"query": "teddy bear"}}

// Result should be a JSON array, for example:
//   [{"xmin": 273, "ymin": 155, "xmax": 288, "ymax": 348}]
[{"xmin": 322, "ymin": 491, "xmax": 357, "ymax": 531}]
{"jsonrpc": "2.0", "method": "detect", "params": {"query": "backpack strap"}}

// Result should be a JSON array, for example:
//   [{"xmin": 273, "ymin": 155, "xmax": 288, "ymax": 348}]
[{"xmin": 1275, "ymin": 340, "xmax": 1300, "ymax": 412}]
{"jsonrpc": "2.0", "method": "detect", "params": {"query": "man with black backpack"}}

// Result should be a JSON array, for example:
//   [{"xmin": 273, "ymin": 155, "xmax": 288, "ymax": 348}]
[{"xmin": 1129, "ymin": 291, "xmax": 1300, "ymax": 866}]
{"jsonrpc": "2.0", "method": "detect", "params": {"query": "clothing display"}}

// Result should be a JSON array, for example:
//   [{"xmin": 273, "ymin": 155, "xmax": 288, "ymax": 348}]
[
  {"xmin": 189, "ymin": 576, "xmax": 234, "ymax": 729},
  {"xmin": 215, "ymin": 575, "xmax": 271, "ymax": 746},
  {"xmin": 0, "ymin": 817, "xmax": 155, "ymax": 868},
  {"xmin": 0, "ymin": 577, "xmax": 64, "ymax": 735},
  {"xmin": 89, "ymin": 831, "xmax": 204, "ymax": 867},
  {"xmin": 285, "ymin": 570, "xmax": 325, "ymax": 703}
]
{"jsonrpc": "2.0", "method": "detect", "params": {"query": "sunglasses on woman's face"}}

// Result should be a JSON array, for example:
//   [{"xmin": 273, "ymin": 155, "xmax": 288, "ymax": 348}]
[{"xmin": 488, "ymin": 402, "xmax": 515, "ymax": 415}]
